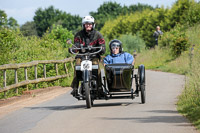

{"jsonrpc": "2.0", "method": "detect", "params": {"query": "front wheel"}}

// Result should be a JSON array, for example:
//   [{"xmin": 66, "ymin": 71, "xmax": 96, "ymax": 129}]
[{"xmin": 84, "ymin": 82, "xmax": 92, "ymax": 108}]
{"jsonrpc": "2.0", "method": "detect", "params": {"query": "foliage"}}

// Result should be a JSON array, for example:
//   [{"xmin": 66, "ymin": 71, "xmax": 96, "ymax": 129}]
[
  {"xmin": 0, "ymin": 10, "xmax": 7, "ymax": 26},
  {"xmin": 0, "ymin": 28, "xmax": 74, "ymax": 99},
  {"xmin": 119, "ymin": 33, "xmax": 145, "ymax": 54},
  {"xmin": 20, "ymin": 21, "xmax": 38, "ymax": 36},
  {"xmin": 184, "ymin": 1, "xmax": 200, "ymax": 26},
  {"xmin": 34, "ymin": 6, "xmax": 63, "ymax": 36},
  {"xmin": 101, "ymin": 0, "xmax": 199, "ymax": 49},
  {"xmin": 7, "ymin": 17, "xmax": 19, "ymax": 29},
  {"xmin": 45, "ymin": 24, "xmax": 74, "ymax": 57},
  {"xmin": 90, "ymin": 2, "xmax": 154, "ymax": 31},
  {"xmin": 0, "ymin": 28, "xmax": 22, "ymax": 65},
  {"xmin": 135, "ymin": 23, "xmax": 200, "ymax": 130},
  {"xmin": 0, "ymin": 10, "xmax": 19, "ymax": 29},
  {"xmin": 33, "ymin": 6, "xmax": 81, "ymax": 37},
  {"xmin": 135, "ymin": 46, "xmax": 173, "ymax": 69},
  {"xmin": 159, "ymin": 24, "xmax": 190, "ymax": 57},
  {"xmin": 47, "ymin": 24, "xmax": 74, "ymax": 48},
  {"xmin": 177, "ymin": 44, "xmax": 200, "ymax": 129}
]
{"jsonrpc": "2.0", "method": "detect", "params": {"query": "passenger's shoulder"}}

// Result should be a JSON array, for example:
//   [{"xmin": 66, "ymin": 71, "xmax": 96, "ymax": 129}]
[
  {"xmin": 105, "ymin": 54, "xmax": 112, "ymax": 58},
  {"xmin": 123, "ymin": 52, "xmax": 133, "ymax": 56}
]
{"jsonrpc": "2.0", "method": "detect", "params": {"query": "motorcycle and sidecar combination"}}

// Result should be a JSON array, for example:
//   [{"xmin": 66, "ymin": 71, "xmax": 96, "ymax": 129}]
[{"xmin": 69, "ymin": 45, "xmax": 146, "ymax": 108}]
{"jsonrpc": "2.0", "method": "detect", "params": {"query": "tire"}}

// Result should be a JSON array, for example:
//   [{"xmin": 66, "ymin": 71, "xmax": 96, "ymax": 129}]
[
  {"xmin": 139, "ymin": 65, "xmax": 146, "ymax": 104},
  {"xmin": 84, "ymin": 82, "xmax": 92, "ymax": 108},
  {"xmin": 140, "ymin": 84, "xmax": 146, "ymax": 104}
]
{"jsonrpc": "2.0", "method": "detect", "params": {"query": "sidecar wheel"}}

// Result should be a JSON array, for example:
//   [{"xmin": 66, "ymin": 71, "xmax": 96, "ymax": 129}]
[
  {"xmin": 140, "ymin": 84, "xmax": 146, "ymax": 104},
  {"xmin": 84, "ymin": 82, "xmax": 92, "ymax": 108},
  {"xmin": 139, "ymin": 65, "xmax": 146, "ymax": 104}
]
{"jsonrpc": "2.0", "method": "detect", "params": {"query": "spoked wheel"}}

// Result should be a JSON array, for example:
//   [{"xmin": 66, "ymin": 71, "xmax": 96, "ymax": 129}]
[
  {"xmin": 139, "ymin": 65, "xmax": 146, "ymax": 104},
  {"xmin": 84, "ymin": 82, "xmax": 92, "ymax": 108}
]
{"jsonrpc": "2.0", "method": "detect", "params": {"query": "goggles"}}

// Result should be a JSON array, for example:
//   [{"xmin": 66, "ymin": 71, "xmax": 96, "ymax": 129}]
[{"xmin": 111, "ymin": 42, "xmax": 120, "ymax": 50}]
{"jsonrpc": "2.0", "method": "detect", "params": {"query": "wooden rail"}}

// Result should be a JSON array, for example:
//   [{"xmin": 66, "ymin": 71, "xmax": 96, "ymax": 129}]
[{"xmin": 0, "ymin": 57, "xmax": 74, "ymax": 96}]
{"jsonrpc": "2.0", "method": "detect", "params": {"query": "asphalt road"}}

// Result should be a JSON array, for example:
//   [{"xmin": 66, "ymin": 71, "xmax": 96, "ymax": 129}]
[{"xmin": 0, "ymin": 70, "xmax": 198, "ymax": 133}]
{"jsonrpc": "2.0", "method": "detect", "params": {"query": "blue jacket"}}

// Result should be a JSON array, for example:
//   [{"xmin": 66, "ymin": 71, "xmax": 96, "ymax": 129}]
[{"xmin": 104, "ymin": 52, "xmax": 134, "ymax": 65}]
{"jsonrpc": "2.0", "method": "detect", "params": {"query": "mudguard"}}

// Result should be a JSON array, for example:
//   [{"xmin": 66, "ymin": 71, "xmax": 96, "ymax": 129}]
[{"xmin": 83, "ymin": 70, "xmax": 90, "ymax": 82}]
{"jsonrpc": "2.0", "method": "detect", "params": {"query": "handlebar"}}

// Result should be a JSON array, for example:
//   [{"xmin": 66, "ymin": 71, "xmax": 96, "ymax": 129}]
[{"xmin": 70, "ymin": 46, "xmax": 103, "ymax": 56}]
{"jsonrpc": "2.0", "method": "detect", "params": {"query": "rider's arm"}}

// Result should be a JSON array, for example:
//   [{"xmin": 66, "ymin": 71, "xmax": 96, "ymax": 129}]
[
  {"xmin": 97, "ymin": 31, "xmax": 106, "ymax": 55},
  {"xmin": 69, "ymin": 32, "xmax": 83, "ymax": 53}
]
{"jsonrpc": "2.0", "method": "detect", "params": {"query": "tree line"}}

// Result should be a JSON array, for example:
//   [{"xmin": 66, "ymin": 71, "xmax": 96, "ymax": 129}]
[{"xmin": 1, "ymin": 2, "xmax": 155, "ymax": 37}]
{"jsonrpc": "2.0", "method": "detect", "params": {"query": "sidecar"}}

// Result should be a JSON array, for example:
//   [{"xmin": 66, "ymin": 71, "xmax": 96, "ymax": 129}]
[{"xmin": 101, "ymin": 63, "xmax": 146, "ymax": 104}]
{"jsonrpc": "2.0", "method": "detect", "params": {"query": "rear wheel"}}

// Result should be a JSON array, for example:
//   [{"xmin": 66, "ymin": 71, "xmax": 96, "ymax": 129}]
[{"xmin": 84, "ymin": 82, "xmax": 92, "ymax": 108}]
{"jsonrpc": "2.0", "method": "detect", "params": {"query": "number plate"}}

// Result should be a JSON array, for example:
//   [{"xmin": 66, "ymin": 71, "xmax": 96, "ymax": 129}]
[{"xmin": 81, "ymin": 60, "xmax": 92, "ymax": 71}]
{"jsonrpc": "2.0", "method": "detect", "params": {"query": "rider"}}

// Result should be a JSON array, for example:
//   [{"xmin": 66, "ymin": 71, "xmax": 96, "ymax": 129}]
[
  {"xmin": 104, "ymin": 39, "xmax": 134, "ymax": 65},
  {"xmin": 69, "ymin": 15, "xmax": 106, "ymax": 96}
]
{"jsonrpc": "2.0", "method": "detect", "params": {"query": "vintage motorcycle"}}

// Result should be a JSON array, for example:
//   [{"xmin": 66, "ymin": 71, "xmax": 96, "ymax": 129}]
[{"xmin": 69, "ymin": 44, "xmax": 146, "ymax": 108}]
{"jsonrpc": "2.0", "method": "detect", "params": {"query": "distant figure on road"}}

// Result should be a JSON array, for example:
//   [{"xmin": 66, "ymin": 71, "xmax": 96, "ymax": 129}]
[{"xmin": 153, "ymin": 26, "xmax": 163, "ymax": 46}]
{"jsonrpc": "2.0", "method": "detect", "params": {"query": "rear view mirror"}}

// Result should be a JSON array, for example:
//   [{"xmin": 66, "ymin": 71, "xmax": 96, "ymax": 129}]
[{"xmin": 67, "ymin": 39, "xmax": 72, "ymax": 44}]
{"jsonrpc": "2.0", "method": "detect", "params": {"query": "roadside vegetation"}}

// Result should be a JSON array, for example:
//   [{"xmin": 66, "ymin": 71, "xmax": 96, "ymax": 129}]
[
  {"xmin": 0, "ymin": 0, "xmax": 200, "ymax": 130},
  {"xmin": 135, "ymin": 23, "xmax": 200, "ymax": 130}
]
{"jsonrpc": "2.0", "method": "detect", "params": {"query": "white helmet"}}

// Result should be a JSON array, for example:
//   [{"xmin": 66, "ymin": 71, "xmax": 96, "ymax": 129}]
[{"xmin": 82, "ymin": 15, "xmax": 95, "ymax": 29}]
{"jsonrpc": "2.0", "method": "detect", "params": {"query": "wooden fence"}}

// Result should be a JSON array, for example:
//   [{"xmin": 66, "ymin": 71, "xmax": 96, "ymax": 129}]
[{"xmin": 0, "ymin": 57, "xmax": 74, "ymax": 97}]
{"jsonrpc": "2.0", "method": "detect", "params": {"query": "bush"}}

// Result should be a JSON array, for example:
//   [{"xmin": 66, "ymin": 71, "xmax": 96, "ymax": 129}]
[
  {"xmin": 0, "ymin": 27, "xmax": 74, "ymax": 99},
  {"xmin": 0, "ymin": 28, "xmax": 22, "ymax": 65},
  {"xmin": 119, "ymin": 33, "xmax": 145, "ymax": 54},
  {"xmin": 159, "ymin": 24, "xmax": 190, "ymax": 57}
]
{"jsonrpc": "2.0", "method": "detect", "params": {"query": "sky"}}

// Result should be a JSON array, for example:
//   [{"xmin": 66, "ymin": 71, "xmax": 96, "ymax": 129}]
[{"xmin": 0, "ymin": 0, "xmax": 178, "ymax": 25}]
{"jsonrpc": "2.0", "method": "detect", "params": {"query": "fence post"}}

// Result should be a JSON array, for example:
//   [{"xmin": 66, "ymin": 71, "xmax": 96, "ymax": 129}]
[
  {"xmin": 34, "ymin": 65, "xmax": 38, "ymax": 88},
  {"xmin": 43, "ymin": 64, "xmax": 46, "ymax": 78},
  {"xmin": 55, "ymin": 63, "xmax": 59, "ymax": 75},
  {"xmin": 24, "ymin": 67, "xmax": 28, "ymax": 91},
  {"xmin": 34, "ymin": 65, "xmax": 37, "ymax": 79},
  {"xmin": 15, "ymin": 69, "xmax": 18, "ymax": 94},
  {"xmin": 71, "ymin": 62, "xmax": 74, "ymax": 71},
  {"xmin": 64, "ymin": 63, "xmax": 69, "ymax": 77},
  {"xmin": 3, "ymin": 70, "xmax": 6, "ymax": 98}
]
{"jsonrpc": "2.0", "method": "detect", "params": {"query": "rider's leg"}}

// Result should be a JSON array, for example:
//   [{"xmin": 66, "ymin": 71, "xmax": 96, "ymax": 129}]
[{"xmin": 71, "ymin": 58, "xmax": 81, "ymax": 95}]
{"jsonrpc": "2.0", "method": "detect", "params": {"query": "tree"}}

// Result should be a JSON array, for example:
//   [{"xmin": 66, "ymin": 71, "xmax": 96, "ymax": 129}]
[
  {"xmin": 54, "ymin": 12, "xmax": 81, "ymax": 34},
  {"xmin": 34, "ymin": 6, "xmax": 62, "ymax": 36},
  {"xmin": 90, "ymin": 2, "xmax": 154, "ymax": 31},
  {"xmin": 7, "ymin": 17, "xmax": 19, "ymax": 29},
  {"xmin": 0, "ymin": 10, "xmax": 7, "ymax": 27},
  {"xmin": 33, "ymin": 6, "xmax": 81, "ymax": 37},
  {"xmin": 90, "ymin": 2, "xmax": 122, "ymax": 30},
  {"xmin": 20, "ymin": 21, "xmax": 38, "ymax": 36}
]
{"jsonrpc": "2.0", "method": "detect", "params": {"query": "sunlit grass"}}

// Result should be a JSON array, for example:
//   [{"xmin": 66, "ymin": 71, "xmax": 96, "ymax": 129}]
[{"xmin": 135, "ymin": 46, "xmax": 173, "ymax": 69}]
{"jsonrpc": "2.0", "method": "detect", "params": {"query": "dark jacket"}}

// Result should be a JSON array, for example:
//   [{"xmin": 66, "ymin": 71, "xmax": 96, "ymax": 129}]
[{"xmin": 74, "ymin": 29, "xmax": 105, "ymax": 55}]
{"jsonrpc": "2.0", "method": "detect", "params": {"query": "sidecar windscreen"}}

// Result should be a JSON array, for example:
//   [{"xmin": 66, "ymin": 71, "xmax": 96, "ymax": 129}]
[{"xmin": 105, "ymin": 63, "xmax": 134, "ymax": 91}]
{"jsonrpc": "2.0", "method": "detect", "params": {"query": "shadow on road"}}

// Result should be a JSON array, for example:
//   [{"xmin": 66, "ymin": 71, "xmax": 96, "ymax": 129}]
[
  {"xmin": 27, "ymin": 102, "xmax": 134, "ymax": 111},
  {"xmin": 99, "ymin": 115, "xmax": 186, "ymax": 123},
  {"xmin": 98, "ymin": 109, "xmax": 188, "ymax": 124}
]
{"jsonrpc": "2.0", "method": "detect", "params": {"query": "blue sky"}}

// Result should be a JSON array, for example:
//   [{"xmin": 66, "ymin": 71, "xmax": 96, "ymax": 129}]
[{"xmin": 0, "ymin": 0, "xmax": 178, "ymax": 25}]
